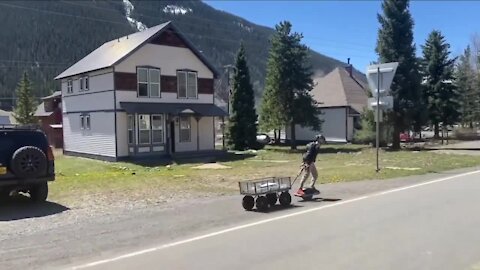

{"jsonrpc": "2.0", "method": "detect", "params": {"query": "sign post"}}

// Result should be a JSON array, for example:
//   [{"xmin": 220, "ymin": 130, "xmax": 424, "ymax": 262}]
[{"xmin": 366, "ymin": 62, "xmax": 398, "ymax": 172}]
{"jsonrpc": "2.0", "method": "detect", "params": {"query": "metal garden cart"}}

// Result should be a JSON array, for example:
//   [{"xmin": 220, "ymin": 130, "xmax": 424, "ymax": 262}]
[{"xmin": 238, "ymin": 177, "xmax": 292, "ymax": 211}]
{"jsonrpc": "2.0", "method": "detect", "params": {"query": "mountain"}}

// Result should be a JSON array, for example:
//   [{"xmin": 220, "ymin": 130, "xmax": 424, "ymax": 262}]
[{"xmin": 0, "ymin": 0, "xmax": 356, "ymax": 110}]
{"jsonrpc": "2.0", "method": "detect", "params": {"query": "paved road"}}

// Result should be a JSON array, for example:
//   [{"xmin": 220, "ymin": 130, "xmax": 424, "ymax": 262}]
[{"xmin": 69, "ymin": 169, "xmax": 480, "ymax": 270}]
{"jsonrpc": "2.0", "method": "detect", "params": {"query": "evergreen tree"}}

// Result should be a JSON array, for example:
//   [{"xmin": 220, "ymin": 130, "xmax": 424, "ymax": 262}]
[
  {"xmin": 455, "ymin": 46, "xmax": 479, "ymax": 127},
  {"xmin": 13, "ymin": 72, "xmax": 37, "ymax": 125},
  {"xmin": 227, "ymin": 43, "xmax": 257, "ymax": 150},
  {"xmin": 421, "ymin": 30, "xmax": 460, "ymax": 136},
  {"xmin": 376, "ymin": 0, "xmax": 422, "ymax": 149},
  {"xmin": 259, "ymin": 21, "xmax": 321, "ymax": 149}
]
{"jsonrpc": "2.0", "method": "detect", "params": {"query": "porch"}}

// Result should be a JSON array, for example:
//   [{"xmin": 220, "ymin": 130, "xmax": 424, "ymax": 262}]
[{"xmin": 119, "ymin": 102, "xmax": 228, "ymax": 159}]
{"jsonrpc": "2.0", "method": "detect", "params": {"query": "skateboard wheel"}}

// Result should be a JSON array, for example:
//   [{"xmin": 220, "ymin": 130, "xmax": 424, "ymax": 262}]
[
  {"xmin": 279, "ymin": 192, "xmax": 291, "ymax": 207},
  {"xmin": 266, "ymin": 193, "xmax": 278, "ymax": 206},
  {"xmin": 256, "ymin": 196, "xmax": 269, "ymax": 212},
  {"xmin": 242, "ymin": 196, "xmax": 255, "ymax": 211}
]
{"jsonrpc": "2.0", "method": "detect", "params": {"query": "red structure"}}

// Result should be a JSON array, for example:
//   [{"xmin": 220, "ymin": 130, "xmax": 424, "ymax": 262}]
[{"xmin": 35, "ymin": 91, "xmax": 63, "ymax": 148}]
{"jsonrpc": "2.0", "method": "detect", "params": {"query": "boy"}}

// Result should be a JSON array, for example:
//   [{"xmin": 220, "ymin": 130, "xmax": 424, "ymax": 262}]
[{"xmin": 295, "ymin": 134, "xmax": 325, "ymax": 196}]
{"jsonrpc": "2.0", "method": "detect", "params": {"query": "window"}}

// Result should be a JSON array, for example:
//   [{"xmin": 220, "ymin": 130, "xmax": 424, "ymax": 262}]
[
  {"xmin": 137, "ymin": 68, "xmax": 148, "ymax": 97},
  {"xmin": 177, "ymin": 71, "xmax": 197, "ymax": 98},
  {"xmin": 67, "ymin": 80, "xmax": 73, "ymax": 93},
  {"xmin": 151, "ymin": 115, "xmax": 164, "ymax": 143},
  {"xmin": 138, "ymin": 114, "xmax": 151, "ymax": 144},
  {"xmin": 179, "ymin": 116, "xmax": 191, "ymax": 142},
  {"xmin": 85, "ymin": 115, "xmax": 91, "ymax": 130},
  {"xmin": 128, "ymin": 115, "xmax": 135, "ymax": 144},
  {"xmin": 149, "ymin": 69, "xmax": 160, "ymax": 97},
  {"xmin": 80, "ymin": 113, "xmax": 90, "ymax": 130},
  {"xmin": 137, "ymin": 67, "xmax": 160, "ymax": 97},
  {"xmin": 79, "ymin": 76, "xmax": 89, "ymax": 91},
  {"xmin": 80, "ymin": 115, "xmax": 84, "ymax": 130}
]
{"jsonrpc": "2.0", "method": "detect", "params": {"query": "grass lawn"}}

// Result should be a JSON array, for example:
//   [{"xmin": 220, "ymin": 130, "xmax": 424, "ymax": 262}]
[{"xmin": 49, "ymin": 145, "xmax": 480, "ymax": 205}]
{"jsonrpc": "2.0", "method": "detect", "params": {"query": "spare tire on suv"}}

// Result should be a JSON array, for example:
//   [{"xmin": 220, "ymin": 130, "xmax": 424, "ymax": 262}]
[{"xmin": 10, "ymin": 146, "xmax": 48, "ymax": 179}]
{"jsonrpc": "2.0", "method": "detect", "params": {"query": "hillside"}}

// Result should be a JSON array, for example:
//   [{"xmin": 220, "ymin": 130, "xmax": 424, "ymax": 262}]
[{"xmin": 0, "ymin": 0, "xmax": 353, "ymax": 110}]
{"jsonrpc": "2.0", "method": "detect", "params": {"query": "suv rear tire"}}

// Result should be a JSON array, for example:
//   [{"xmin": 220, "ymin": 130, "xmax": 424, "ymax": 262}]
[
  {"xmin": 30, "ymin": 182, "xmax": 48, "ymax": 202},
  {"xmin": 10, "ymin": 146, "xmax": 47, "ymax": 179}
]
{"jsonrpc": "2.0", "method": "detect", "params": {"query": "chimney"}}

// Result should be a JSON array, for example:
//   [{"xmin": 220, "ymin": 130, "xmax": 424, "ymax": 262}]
[{"xmin": 346, "ymin": 58, "xmax": 353, "ymax": 77}]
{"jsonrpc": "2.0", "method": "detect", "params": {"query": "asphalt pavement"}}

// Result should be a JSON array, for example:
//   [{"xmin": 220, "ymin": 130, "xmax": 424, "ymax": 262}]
[{"xmin": 69, "ymin": 169, "xmax": 480, "ymax": 270}]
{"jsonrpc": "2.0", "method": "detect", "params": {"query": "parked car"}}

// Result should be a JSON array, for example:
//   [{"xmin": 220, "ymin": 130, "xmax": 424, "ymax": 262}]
[
  {"xmin": 400, "ymin": 132, "xmax": 412, "ymax": 142},
  {"xmin": 256, "ymin": 133, "xmax": 271, "ymax": 145},
  {"xmin": 0, "ymin": 125, "xmax": 55, "ymax": 202}
]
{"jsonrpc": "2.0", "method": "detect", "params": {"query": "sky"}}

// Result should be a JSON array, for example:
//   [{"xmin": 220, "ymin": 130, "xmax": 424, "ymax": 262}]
[{"xmin": 204, "ymin": 1, "xmax": 480, "ymax": 71}]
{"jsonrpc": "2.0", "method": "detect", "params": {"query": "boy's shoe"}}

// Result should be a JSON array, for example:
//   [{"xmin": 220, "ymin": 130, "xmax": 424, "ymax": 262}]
[{"xmin": 295, "ymin": 188, "xmax": 305, "ymax": 196}]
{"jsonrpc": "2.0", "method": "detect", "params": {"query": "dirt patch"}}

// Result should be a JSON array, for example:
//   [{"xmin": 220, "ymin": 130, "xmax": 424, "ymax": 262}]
[{"xmin": 192, "ymin": 163, "xmax": 231, "ymax": 169}]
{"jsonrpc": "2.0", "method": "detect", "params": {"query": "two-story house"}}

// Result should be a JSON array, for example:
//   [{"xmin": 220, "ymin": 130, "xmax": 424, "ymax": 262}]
[{"xmin": 55, "ymin": 22, "xmax": 227, "ymax": 161}]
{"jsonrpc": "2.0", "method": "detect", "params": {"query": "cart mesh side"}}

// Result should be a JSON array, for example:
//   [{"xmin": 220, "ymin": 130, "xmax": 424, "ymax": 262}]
[{"xmin": 239, "ymin": 177, "xmax": 291, "ymax": 196}]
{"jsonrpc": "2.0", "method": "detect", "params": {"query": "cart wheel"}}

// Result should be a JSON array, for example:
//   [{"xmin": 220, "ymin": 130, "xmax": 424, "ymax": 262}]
[
  {"xmin": 279, "ymin": 192, "xmax": 292, "ymax": 207},
  {"xmin": 266, "ymin": 193, "xmax": 278, "ymax": 206},
  {"xmin": 242, "ymin": 196, "xmax": 255, "ymax": 211},
  {"xmin": 255, "ymin": 196, "xmax": 269, "ymax": 212}
]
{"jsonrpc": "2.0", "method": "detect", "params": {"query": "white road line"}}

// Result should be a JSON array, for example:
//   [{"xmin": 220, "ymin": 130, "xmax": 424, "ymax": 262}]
[{"xmin": 70, "ymin": 169, "xmax": 480, "ymax": 269}]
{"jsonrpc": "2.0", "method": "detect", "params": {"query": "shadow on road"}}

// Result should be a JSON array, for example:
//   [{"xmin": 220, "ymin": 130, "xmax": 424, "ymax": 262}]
[
  {"xmin": 296, "ymin": 198, "xmax": 342, "ymax": 203},
  {"xmin": 251, "ymin": 204, "xmax": 303, "ymax": 214},
  {"xmin": 0, "ymin": 195, "xmax": 70, "ymax": 221}
]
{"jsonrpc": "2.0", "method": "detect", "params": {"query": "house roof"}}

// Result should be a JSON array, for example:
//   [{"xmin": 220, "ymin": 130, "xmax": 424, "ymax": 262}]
[
  {"xmin": 41, "ymin": 91, "xmax": 62, "ymax": 100},
  {"xmin": 0, "ymin": 109, "xmax": 15, "ymax": 124},
  {"xmin": 120, "ymin": 102, "xmax": 228, "ymax": 117},
  {"xmin": 34, "ymin": 102, "xmax": 53, "ymax": 117},
  {"xmin": 55, "ymin": 21, "xmax": 219, "ymax": 80},
  {"xmin": 311, "ymin": 67, "xmax": 368, "ymax": 114}
]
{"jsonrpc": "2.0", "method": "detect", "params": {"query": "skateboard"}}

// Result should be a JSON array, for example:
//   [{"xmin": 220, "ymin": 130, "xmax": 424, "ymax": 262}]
[{"xmin": 294, "ymin": 188, "xmax": 320, "ymax": 201}]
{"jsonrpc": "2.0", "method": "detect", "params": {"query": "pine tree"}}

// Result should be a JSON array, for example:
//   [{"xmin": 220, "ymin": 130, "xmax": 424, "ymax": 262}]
[
  {"xmin": 227, "ymin": 43, "xmax": 257, "ymax": 150},
  {"xmin": 421, "ymin": 30, "xmax": 460, "ymax": 136},
  {"xmin": 455, "ymin": 46, "xmax": 479, "ymax": 128},
  {"xmin": 376, "ymin": 0, "xmax": 422, "ymax": 149},
  {"xmin": 13, "ymin": 71, "xmax": 37, "ymax": 125},
  {"xmin": 259, "ymin": 21, "xmax": 321, "ymax": 149}
]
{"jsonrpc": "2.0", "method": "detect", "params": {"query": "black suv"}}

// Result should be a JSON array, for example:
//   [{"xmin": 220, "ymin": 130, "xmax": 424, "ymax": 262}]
[{"xmin": 0, "ymin": 125, "xmax": 55, "ymax": 202}]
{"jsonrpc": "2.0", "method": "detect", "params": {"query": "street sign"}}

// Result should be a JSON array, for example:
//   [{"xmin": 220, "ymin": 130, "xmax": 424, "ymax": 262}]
[
  {"xmin": 368, "ymin": 95, "xmax": 394, "ymax": 110},
  {"xmin": 366, "ymin": 62, "xmax": 399, "ymax": 97},
  {"xmin": 366, "ymin": 62, "xmax": 399, "ymax": 173}
]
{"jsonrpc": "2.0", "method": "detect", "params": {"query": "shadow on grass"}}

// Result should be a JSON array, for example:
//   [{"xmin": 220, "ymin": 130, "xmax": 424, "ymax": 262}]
[
  {"xmin": 268, "ymin": 145, "xmax": 366, "ymax": 155},
  {"xmin": 127, "ymin": 152, "xmax": 256, "ymax": 167},
  {"xmin": 0, "ymin": 195, "xmax": 70, "ymax": 221}
]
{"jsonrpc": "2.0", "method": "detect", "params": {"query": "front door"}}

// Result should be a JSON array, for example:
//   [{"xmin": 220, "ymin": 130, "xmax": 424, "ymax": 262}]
[{"xmin": 170, "ymin": 121, "xmax": 175, "ymax": 153}]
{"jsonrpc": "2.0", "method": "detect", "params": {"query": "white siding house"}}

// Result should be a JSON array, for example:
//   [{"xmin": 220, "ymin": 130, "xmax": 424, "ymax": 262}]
[
  {"xmin": 55, "ymin": 22, "xmax": 226, "ymax": 161},
  {"xmin": 286, "ymin": 66, "xmax": 368, "ymax": 143}
]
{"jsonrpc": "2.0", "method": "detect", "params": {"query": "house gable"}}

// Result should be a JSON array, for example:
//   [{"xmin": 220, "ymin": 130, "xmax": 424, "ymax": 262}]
[{"xmin": 149, "ymin": 28, "xmax": 188, "ymax": 48}]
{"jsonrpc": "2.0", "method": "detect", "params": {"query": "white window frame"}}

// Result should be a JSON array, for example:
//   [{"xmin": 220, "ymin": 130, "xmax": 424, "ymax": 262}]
[
  {"xmin": 137, "ymin": 67, "xmax": 161, "ymax": 98},
  {"xmin": 151, "ymin": 114, "xmax": 164, "ymax": 144},
  {"xmin": 67, "ymin": 79, "xmax": 73, "ymax": 93},
  {"xmin": 79, "ymin": 76, "xmax": 89, "ymax": 91},
  {"xmin": 138, "ymin": 114, "xmax": 151, "ymax": 145},
  {"xmin": 177, "ymin": 71, "xmax": 198, "ymax": 99},
  {"xmin": 128, "ymin": 114, "xmax": 135, "ymax": 145},
  {"xmin": 179, "ymin": 116, "xmax": 191, "ymax": 142}
]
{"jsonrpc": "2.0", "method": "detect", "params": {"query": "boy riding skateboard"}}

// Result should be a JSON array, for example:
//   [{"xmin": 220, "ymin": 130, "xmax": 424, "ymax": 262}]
[{"xmin": 295, "ymin": 134, "xmax": 326, "ymax": 197}]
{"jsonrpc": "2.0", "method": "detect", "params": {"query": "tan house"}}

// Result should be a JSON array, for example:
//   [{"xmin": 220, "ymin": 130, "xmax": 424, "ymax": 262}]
[
  {"xmin": 55, "ymin": 21, "xmax": 227, "ymax": 161},
  {"xmin": 286, "ymin": 65, "xmax": 368, "ymax": 143}
]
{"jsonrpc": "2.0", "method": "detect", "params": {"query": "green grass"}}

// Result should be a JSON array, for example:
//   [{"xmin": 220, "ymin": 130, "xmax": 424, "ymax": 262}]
[{"xmin": 49, "ymin": 145, "xmax": 480, "ymax": 204}]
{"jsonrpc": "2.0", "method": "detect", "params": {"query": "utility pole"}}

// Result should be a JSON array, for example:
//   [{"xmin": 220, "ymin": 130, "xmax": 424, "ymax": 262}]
[{"xmin": 376, "ymin": 66, "xmax": 380, "ymax": 172}]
